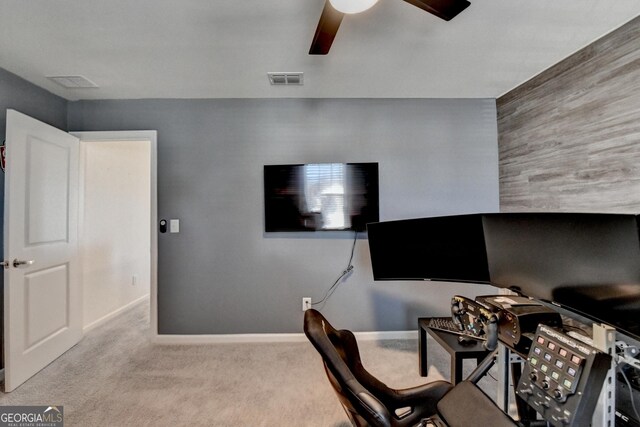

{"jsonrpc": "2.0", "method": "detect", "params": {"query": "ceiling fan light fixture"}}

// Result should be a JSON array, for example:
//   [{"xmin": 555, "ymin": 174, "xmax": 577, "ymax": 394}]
[{"xmin": 329, "ymin": 0, "xmax": 379, "ymax": 14}]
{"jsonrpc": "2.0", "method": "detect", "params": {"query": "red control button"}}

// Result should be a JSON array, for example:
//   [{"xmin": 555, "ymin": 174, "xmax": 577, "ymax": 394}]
[
  {"xmin": 571, "ymin": 355, "xmax": 581, "ymax": 365},
  {"xmin": 559, "ymin": 348, "xmax": 568, "ymax": 357},
  {"xmin": 537, "ymin": 337, "xmax": 545, "ymax": 345},
  {"xmin": 548, "ymin": 342, "xmax": 556, "ymax": 351}
]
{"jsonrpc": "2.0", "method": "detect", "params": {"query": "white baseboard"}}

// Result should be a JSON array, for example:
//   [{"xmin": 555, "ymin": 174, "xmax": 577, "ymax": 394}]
[
  {"xmin": 83, "ymin": 294, "xmax": 150, "ymax": 333},
  {"xmin": 153, "ymin": 329, "xmax": 417, "ymax": 345}
]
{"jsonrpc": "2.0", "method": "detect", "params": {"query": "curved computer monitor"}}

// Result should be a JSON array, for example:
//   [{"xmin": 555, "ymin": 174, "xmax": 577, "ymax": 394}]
[
  {"xmin": 367, "ymin": 214, "xmax": 491, "ymax": 284},
  {"xmin": 368, "ymin": 212, "xmax": 640, "ymax": 340},
  {"xmin": 483, "ymin": 212, "xmax": 640, "ymax": 340}
]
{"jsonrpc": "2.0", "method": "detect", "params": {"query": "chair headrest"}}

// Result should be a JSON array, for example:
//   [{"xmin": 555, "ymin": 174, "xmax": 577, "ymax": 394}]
[{"xmin": 304, "ymin": 309, "xmax": 359, "ymax": 386}]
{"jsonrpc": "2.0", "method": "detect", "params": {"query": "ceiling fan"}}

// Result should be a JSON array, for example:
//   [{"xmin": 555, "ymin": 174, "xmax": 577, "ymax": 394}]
[{"xmin": 309, "ymin": 0, "xmax": 470, "ymax": 55}]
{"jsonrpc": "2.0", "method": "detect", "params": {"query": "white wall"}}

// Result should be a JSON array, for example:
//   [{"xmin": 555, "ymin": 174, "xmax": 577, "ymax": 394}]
[{"xmin": 80, "ymin": 140, "xmax": 151, "ymax": 329}]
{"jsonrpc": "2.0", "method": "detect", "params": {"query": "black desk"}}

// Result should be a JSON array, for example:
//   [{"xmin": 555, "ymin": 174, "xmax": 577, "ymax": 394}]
[{"xmin": 418, "ymin": 318, "xmax": 490, "ymax": 385}]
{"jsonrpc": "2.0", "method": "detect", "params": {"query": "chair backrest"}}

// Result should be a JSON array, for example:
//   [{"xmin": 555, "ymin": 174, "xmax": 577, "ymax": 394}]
[{"xmin": 304, "ymin": 309, "xmax": 392, "ymax": 427}]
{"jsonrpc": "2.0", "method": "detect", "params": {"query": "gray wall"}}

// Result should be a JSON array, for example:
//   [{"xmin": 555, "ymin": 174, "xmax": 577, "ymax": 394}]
[
  {"xmin": 68, "ymin": 98, "xmax": 499, "ymax": 333},
  {"xmin": 498, "ymin": 16, "xmax": 640, "ymax": 213},
  {"xmin": 0, "ymin": 68, "xmax": 68, "ymax": 138}
]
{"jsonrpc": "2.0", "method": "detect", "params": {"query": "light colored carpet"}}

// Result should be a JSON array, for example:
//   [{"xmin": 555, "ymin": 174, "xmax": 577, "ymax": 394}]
[{"xmin": 0, "ymin": 302, "xmax": 497, "ymax": 426}]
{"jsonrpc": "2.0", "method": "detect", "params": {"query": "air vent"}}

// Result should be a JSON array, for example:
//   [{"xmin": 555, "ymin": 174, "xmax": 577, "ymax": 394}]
[
  {"xmin": 47, "ymin": 75, "xmax": 99, "ymax": 89},
  {"xmin": 268, "ymin": 72, "xmax": 303, "ymax": 85}
]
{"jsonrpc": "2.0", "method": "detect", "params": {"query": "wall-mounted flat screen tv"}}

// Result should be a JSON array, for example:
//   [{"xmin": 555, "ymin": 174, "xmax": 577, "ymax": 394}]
[{"xmin": 264, "ymin": 163, "xmax": 379, "ymax": 232}]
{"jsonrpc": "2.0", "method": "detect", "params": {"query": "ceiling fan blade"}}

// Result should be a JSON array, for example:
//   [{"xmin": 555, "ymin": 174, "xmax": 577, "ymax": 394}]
[
  {"xmin": 309, "ymin": 1, "xmax": 345, "ymax": 55},
  {"xmin": 402, "ymin": 0, "xmax": 470, "ymax": 21}
]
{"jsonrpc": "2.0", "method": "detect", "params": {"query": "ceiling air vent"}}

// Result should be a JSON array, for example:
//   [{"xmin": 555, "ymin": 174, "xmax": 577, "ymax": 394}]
[
  {"xmin": 268, "ymin": 72, "xmax": 303, "ymax": 85},
  {"xmin": 47, "ymin": 75, "xmax": 99, "ymax": 89}
]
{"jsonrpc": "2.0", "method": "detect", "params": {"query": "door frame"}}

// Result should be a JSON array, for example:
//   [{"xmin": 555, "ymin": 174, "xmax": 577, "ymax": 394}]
[{"xmin": 72, "ymin": 131, "xmax": 158, "ymax": 338}]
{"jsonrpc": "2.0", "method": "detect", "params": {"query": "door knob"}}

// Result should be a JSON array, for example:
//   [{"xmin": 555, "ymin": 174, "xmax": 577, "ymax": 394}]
[{"xmin": 13, "ymin": 259, "xmax": 34, "ymax": 268}]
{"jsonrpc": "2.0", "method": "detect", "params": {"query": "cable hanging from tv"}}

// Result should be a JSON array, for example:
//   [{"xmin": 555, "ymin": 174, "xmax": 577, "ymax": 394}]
[{"xmin": 312, "ymin": 230, "xmax": 358, "ymax": 309}]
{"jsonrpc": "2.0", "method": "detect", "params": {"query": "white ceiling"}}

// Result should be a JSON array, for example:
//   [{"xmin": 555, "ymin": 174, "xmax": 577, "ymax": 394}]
[{"xmin": 1, "ymin": 0, "xmax": 639, "ymax": 101}]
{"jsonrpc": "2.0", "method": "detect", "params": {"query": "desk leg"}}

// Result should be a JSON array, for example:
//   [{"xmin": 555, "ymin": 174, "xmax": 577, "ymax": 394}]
[
  {"xmin": 453, "ymin": 355, "xmax": 463, "ymax": 385},
  {"xmin": 419, "ymin": 325, "xmax": 428, "ymax": 376}
]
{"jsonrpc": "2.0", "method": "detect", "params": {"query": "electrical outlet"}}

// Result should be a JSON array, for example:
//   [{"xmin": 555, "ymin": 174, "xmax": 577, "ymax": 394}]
[{"xmin": 302, "ymin": 297, "xmax": 312, "ymax": 312}]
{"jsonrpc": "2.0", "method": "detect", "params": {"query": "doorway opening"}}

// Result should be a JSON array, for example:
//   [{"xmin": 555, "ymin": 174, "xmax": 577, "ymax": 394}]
[{"xmin": 74, "ymin": 131, "xmax": 158, "ymax": 337}]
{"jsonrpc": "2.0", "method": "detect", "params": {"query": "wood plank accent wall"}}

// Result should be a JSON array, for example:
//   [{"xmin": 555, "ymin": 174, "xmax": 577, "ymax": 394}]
[{"xmin": 497, "ymin": 16, "xmax": 640, "ymax": 213}]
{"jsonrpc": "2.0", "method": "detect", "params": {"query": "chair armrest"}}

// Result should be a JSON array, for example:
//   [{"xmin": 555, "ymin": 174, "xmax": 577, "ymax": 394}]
[
  {"xmin": 364, "ymin": 380, "xmax": 452, "ymax": 426},
  {"xmin": 389, "ymin": 381, "xmax": 453, "ymax": 417},
  {"xmin": 392, "ymin": 381, "xmax": 452, "ymax": 405}
]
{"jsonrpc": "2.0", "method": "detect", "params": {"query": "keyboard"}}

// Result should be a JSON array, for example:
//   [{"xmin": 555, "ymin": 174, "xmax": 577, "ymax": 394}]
[{"xmin": 426, "ymin": 317, "xmax": 484, "ymax": 340}]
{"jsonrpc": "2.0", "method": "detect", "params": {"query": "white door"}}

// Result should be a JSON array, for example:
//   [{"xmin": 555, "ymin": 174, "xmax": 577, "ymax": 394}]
[{"xmin": 4, "ymin": 109, "xmax": 82, "ymax": 392}]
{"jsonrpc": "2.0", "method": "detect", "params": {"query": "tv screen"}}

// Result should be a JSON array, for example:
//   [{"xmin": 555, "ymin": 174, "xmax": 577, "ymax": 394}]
[
  {"xmin": 367, "ymin": 214, "xmax": 491, "ymax": 283},
  {"xmin": 264, "ymin": 163, "xmax": 379, "ymax": 232}
]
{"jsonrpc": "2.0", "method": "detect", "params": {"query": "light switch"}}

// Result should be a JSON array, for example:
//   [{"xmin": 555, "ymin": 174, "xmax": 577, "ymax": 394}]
[{"xmin": 170, "ymin": 219, "xmax": 180, "ymax": 233}]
